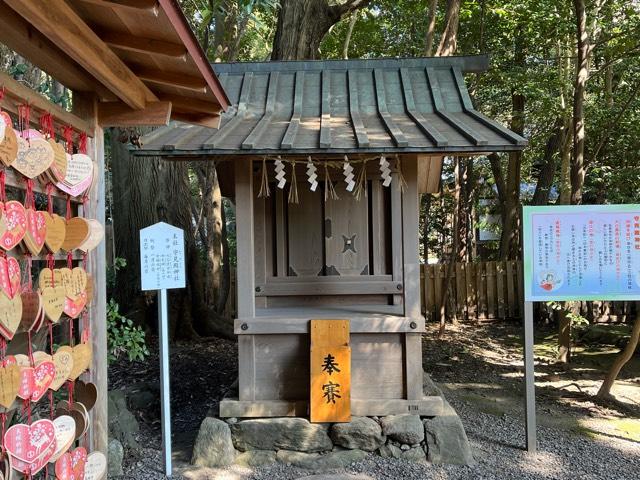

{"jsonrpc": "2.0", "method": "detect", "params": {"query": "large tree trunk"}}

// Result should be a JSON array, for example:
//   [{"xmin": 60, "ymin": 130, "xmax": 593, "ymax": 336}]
[
  {"xmin": 532, "ymin": 117, "xmax": 568, "ymax": 206},
  {"xmin": 424, "ymin": 0, "xmax": 438, "ymax": 56},
  {"xmin": 493, "ymin": 27, "xmax": 525, "ymax": 261},
  {"xmin": 570, "ymin": 0, "xmax": 589, "ymax": 205},
  {"xmin": 110, "ymin": 129, "xmax": 204, "ymax": 339},
  {"xmin": 435, "ymin": 0, "xmax": 461, "ymax": 56},
  {"xmin": 271, "ymin": 0, "xmax": 371, "ymax": 60},
  {"xmin": 597, "ymin": 312, "xmax": 640, "ymax": 398}
]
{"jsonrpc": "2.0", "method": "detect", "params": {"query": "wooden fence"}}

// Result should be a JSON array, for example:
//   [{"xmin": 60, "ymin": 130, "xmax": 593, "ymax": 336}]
[{"xmin": 421, "ymin": 261, "xmax": 524, "ymax": 321}]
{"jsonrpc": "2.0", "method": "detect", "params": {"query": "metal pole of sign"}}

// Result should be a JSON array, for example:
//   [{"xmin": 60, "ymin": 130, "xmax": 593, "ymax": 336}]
[
  {"xmin": 158, "ymin": 288, "xmax": 172, "ymax": 476},
  {"xmin": 523, "ymin": 300, "xmax": 536, "ymax": 453}
]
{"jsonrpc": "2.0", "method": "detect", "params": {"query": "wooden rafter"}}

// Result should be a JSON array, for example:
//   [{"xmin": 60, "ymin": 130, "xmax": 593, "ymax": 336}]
[
  {"xmin": 5, "ymin": 0, "xmax": 158, "ymax": 110},
  {"xmin": 158, "ymin": 95, "xmax": 221, "ymax": 115},
  {"xmin": 97, "ymin": 101, "xmax": 172, "ymax": 127},
  {"xmin": 78, "ymin": 0, "xmax": 159, "ymax": 13},
  {"xmin": 133, "ymin": 67, "xmax": 208, "ymax": 93},
  {"xmin": 100, "ymin": 31, "xmax": 187, "ymax": 60},
  {"xmin": 0, "ymin": 6, "xmax": 114, "ymax": 99}
]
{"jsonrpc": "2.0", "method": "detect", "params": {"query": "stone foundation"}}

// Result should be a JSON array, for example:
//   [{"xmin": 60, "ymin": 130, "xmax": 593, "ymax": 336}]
[{"xmin": 192, "ymin": 373, "xmax": 473, "ymax": 470}]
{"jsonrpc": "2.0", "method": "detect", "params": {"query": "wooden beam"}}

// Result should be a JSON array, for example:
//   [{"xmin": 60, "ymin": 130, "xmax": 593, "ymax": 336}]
[
  {"xmin": 100, "ymin": 31, "xmax": 187, "ymax": 60},
  {"xmin": 78, "ymin": 0, "xmax": 159, "ymax": 13},
  {"xmin": 133, "ymin": 66, "xmax": 208, "ymax": 93},
  {"xmin": 98, "ymin": 101, "xmax": 172, "ymax": 127},
  {"xmin": 159, "ymin": 95, "xmax": 221, "ymax": 115},
  {"xmin": 171, "ymin": 113, "xmax": 221, "ymax": 129},
  {"xmin": 234, "ymin": 317, "xmax": 424, "ymax": 335},
  {"xmin": 0, "ymin": 72, "xmax": 94, "ymax": 135},
  {"xmin": 0, "ymin": 6, "xmax": 113, "ymax": 98},
  {"xmin": 5, "ymin": 0, "xmax": 157, "ymax": 109}
]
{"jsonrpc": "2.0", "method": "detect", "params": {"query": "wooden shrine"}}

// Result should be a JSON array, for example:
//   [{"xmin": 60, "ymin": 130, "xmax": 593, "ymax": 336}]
[
  {"xmin": 0, "ymin": 1, "xmax": 228, "ymax": 476},
  {"xmin": 137, "ymin": 56, "xmax": 526, "ymax": 421}
]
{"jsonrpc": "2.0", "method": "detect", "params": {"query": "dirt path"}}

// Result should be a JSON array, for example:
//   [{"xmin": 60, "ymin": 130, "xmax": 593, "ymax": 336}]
[{"xmin": 424, "ymin": 322, "xmax": 640, "ymax": 442}]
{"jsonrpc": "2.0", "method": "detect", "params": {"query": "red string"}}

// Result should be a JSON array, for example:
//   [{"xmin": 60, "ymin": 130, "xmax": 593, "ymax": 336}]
[
  {"xmin": 47, "ymin": 253, "xmax": 55, "ymax": 273},
  {"xmin": 25, "ymin": 253, "xmax": 33, "ymax": 292},
  {"xmin": 0, "ymin": 413, "xmax": 5, "ymax": 458},
  {"xmin": 79, "ymin": 132, "xmax": 87, "ymax": 154},
  {"xmin": 46, "ymin": 183, "xmax": 54, "ymax": 214},
  {"xmin": 0, "ymin": 169, "xmax": 6, "ymax": 203},
  {"xmin": 0, "ymin": 337, "xmax": 5, "ymax": 363},
  {"xmin": 67, "ymin": 251, "xmax": 73, "ymax": 270},
  {"xmin": 17, "ymin": 104, "xmax": 30, "ymax": 141},
  {"xmin": 63, "ymin": 126, "xmax": 74, "ymax": 154},
  {"xmin": 0, "ymin": 86, "xmax": 4, "ymax": 102},
  {"xmin": 67, "ymin": 380, "xmax": 74, "ymax": 407},
  {"xmin": 24, "ymin": 178, "xmax": 35, "ymax": 210},
  {"xmin": 0, "ymin": 251, "xmax": 13, "ymax": 299},
  {"xmin": 48, "ymin": 321, "xmax": 55, "ymax": 419},
  {"xmin": 66, "ymin": 195, "xmax": 72, "ymax": 221},
  {"xmin": 39, "ymin": 112, "xmax": 55, "ymax": 139},
  {"xmin": 27, "ymin": 331, "xmax": 34, "ymax": 368}
]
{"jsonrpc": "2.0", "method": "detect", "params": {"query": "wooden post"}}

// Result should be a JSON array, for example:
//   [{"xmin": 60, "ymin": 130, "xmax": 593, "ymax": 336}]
[
  {"xmin": 235, "ymin": 158, "xmax": 255, "ymax": 318},
  {"xmin": 402, "ymin": 156, "xmax": 420, "ymax": 319},
  {"xmin": 75, "ymin": 94, "xmax": 108, "ymax": 454}
]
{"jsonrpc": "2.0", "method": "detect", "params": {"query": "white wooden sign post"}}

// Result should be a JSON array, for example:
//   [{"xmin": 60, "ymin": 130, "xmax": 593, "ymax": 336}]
[{"xmin": 140, "ymin": 222, "xmax": 186, "ymax": 478}]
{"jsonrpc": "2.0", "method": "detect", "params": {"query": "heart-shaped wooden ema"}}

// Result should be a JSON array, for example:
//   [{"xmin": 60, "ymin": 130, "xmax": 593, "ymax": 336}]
[
  {"xmin": 51, "ymin": 348, "xmax": 74, "ymax": 391},
  {"xmin": 50, "ymin": 415, "xmax": 76, "ymax": 464},
  {"xmin": 0, "ymin": 256, "xmax": 20, "ymax": 299},
  {"xmin": 4, "ymin": 419, "xmax": 56, "ymax": 464},
  {"xmin": 84, "ymin": 451, "xmax": 107, "ymax": 480},
  {"xmin": 74, "ymin": 381, "xmax": 98, "ymax": 412},
  {"xmin": 13, "ymin": 136, "xmax": 54, "ymax": 178},
  {"xmin": 48, "ymin": 139, "xmax": 67, "ymax": 182},
  {"xmin": 55, "ymin": 446, "xmax": 87, "ymax": 480},
  {"xmin": 0, "ymin": 363, "xmax": 20, "ymax": 409},
  {"xmin": 41, "ymin": 285, "xmax": 66, "ymax": 323},
  {"xmin": 0, "ymin": 126, "xmax": 17, "ymax": 167},
  {"xmin": 0, "ymin": 201, "xmax": 27, "ymax": 251},
  {"xmin": 64, "ymin": 153, "xmax": 93, "ymax": 187},
  {"xmin": 19, "ymin": 291, "xmax": 42, "ymax": 332},
  {"xmin": 56, "ymin": 400, "xmax": 87, "ymax": 440},
  {"xmin": 38, "ymin": 267, "xmax": 63, "ymax": 290},
  {"xmin": 43, "ymin": 212, "xmax": 66, "ymax": 253},
  {"xmin": 31, "ymin": 360, "xmax": 55, "ymax": 402},
  {"xmin": 32, "ymin": 351, "xmax": 52, "ymax": 365},
  {"xmin": 62, "ymin": 217, "xmax": 90, "ymax": 251},
  {"xmin": 60, "ymin": 267, "xmax": 88, "ymax": 300},
  {"xmin": 11, "ymin": 440, "xmax": 55, "ymax": 475},
  {"xmin": 0, "ymin": 291, "xmax": 22, "ymax": 341},
  {"xmin": 69, "ymin": 343, "xmax": 92, "ymax": 380},
  {"xmin": 0, "ymin": 113, "xmax": 6, "ymax": 141},
  {"xmin": 78, "ymin": 219, "xmax": 104, "ymax": 253},
  {"xmin": 64, "ymin": 291, "xmax": 87, "ymax": 319},
  {"xmin": 57, "ymin": 172, "xmax": 93, "ymax": 197},
  {"xmin": 23, "ymin": 209, "xmax": 47, "ymax": 255},
  {"xmin": 0, "ymin": 208, "xmax": 6, "ymax": 241},
  {"xmin": 17, "ymin": 365, "xmax": 33, "ymax": 400}
]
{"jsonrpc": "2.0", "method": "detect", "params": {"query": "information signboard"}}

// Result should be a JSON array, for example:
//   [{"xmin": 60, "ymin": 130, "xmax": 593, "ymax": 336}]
[
  {"xmin": 140, "ymin": 222, "xmax": 185, "ymax": 291},
  {"xmin": 523, "ymin": 205, "xmax": 640, "ymax": 301}
]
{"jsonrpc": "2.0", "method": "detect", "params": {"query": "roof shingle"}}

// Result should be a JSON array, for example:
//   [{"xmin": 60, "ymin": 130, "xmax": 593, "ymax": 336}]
[{"xmin": 135, "ymin": 55, "xmax": 526, "ymax": 157}]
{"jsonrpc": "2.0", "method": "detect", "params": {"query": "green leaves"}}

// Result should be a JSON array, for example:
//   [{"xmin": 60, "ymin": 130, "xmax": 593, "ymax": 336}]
[{"xmin": 107, "ymin": 298, "xmax": 150, "ymax": 363}]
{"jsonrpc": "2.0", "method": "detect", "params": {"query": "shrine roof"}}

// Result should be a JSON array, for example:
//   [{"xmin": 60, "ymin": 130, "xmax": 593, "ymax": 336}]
[{"xmin": 134, "ymin": 55, "xmax": 526, "ymax": 157}]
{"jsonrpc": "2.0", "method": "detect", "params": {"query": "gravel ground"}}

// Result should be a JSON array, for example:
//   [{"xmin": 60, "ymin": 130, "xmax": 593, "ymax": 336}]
[{"xmin": 111, "ymin": 324, "xmax": 640, "ymax": 480}]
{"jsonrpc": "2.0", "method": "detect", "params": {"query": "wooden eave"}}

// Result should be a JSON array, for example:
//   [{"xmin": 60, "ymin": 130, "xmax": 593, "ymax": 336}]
[{"xmin": 0, "ymin": 0, "xmax": 230, "ymax": 128}]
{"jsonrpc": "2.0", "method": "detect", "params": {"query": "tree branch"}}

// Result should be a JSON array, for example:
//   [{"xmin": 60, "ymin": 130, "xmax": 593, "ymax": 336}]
[{"xmin": 332, "ymin": 0, "xmax": 372, "ymax": 18}]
